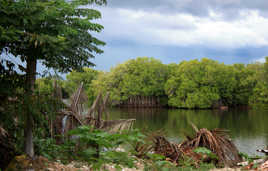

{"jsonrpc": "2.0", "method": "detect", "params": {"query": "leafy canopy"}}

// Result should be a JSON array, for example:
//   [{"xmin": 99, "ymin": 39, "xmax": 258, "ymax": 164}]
[
  {"xmin": 0, "ymin": 0, "xmax": 106, "ymax": 158},
  {"xmin": 92, "ymin": 57, "xmax": 169, "ymax": 102},
  {"xmin": 0, "ymin": 0, "xmax": 106, "ymax": 72}
]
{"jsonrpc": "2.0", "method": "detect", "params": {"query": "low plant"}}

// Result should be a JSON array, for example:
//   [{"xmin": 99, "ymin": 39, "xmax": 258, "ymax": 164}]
[
  {"xmin": 193, "ymin": 147, "xmax": 218, "ymax": 160},
  {"xmin": 35, "ymin": 126, "xmax": 145, "ymax": 170},
  {"xmin": 143, "ymin": 153, "xmax": 177, "ymax": 171},
  {"xmin": 238, "ymin": 152, "xmax": 262, "ymax": 163}
]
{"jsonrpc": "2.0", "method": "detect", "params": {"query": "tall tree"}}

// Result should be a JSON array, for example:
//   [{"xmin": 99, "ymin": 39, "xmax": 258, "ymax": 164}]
[
  {"xmin": 0, "ymin": 0, "xmax": 106, "ymax": 157},
  {"xmin": 165, "ymin": 58, "xmax": 237, "ymax": 108},
  {"xmin": 92, "ymin": 57, "xmax": 168, "ymax": 104},
  {"xmin": 264, "ymin": 57, "xmax": 268, "ymax": 83}
]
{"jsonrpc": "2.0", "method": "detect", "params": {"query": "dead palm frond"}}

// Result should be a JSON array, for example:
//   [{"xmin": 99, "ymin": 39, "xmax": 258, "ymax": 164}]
[{"xmin": 180, "ymin": 124, "xmax": 242, "ymax": 167}]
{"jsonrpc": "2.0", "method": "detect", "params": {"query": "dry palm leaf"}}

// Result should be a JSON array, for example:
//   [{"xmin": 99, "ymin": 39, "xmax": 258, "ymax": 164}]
[{"xmin": 180, "ymin": 124, "xmax": 242, "ymax": 167}]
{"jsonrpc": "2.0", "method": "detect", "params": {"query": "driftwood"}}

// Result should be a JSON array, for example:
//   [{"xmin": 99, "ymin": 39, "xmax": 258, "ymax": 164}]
[
  {"xmin": 257, "ymin": 148, "xmax": 268, "ymax": 155},
  {"xmin": 102, "ymin": 119, "xmax": 136, "ymax": 133},
  {"xmin": 87, "ymin": 92, "xmax": 104, "ymax": 128},
  {"xmin": 153, "ymin": 136, "xmax": 182, "ymax": 162},
  {"xmin": 53, "ymin": 83, "xmax": 135, "ymax": 142},
  {"xmin": 134, "ymin": 131, "xmax": 200, "ymax": 164},
  {"xmin": 70, "ymin": 82, "xmax": 87, "ymax": 116},
  {"xmin": 52, "ymin": 83, "xmax": 242, "ymax": 168},
  {"xmin": 180, "ymin": 125, "xmax": 242, "ymax": 167},
  {"xmin": 87, "ymin": 93, "xmax": 102, "ymax": 118},
  {"xmin": 85, "ymin": 91, "xmax": 136, "ymax": 132},
  {"xmin": 135, "ymin": 124, "xmax": 242, "ymax": 168}
]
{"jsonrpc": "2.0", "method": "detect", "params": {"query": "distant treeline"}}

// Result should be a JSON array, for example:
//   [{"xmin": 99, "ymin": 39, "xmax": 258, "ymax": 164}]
[{"xmin": 37, "ymin": 57, "xmax": 268, "ymax": 109}]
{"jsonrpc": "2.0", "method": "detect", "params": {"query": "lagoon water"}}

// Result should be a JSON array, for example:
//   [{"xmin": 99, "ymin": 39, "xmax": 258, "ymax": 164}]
[{"xmin": 108, "ymin": 108, "xmax": 268, "ymax": 156}]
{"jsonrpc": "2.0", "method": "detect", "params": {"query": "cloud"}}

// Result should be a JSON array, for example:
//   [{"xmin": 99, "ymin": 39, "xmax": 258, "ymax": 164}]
[
  {"xmin": 99, "ymin": 7, "xmax": 268, "ymax": 49},
  {"xmin": 93, "ymin": 40, "xmax": 268, "ymax": 71},
  {"xmin": 106, "ymin": 0, "xmax": 268, "ymax": 18},
  {"xmin": 254, "ymin": 57, "xmax": 267, "ymax": 63},
  {"xmin": 89, "ymin": 1, "xmax": 268, "ymax": 71}
]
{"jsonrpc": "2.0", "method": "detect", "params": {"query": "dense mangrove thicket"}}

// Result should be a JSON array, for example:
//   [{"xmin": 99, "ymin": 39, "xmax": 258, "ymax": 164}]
[
  {"xmin": 165, "ymin": 59, "xmax": 258, "ymax": 108},
  {"xmin": 91, "ymin": 57, "xmax": 169, "ymax": 107},
  {"xmin": 41, "ymin": 57, "xmax": 268, "ymax": 109}
]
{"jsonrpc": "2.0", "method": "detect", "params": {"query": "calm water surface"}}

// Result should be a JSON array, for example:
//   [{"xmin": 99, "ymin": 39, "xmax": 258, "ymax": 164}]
[{"xmin": 108, "ymin": 108, "xmax": 268, "ymax": 156}]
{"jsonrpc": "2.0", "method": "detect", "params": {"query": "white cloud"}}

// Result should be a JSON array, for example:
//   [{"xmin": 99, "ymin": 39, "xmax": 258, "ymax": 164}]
[
  {"xmin": 99, "ymin": 7, "xmax": 268, "ymax": 48},
  {"xmin": 254, "ymin": 57, "xmax": 266, "ymax": 63}
]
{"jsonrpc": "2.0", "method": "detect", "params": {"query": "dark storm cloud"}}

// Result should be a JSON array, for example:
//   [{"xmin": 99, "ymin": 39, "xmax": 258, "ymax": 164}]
[{"xmin": 93, "ymin": 40, "xmax": 268, "ymax": 71}]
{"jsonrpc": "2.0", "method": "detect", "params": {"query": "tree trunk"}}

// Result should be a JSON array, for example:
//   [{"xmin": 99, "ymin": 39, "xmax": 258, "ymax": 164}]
[{"xmin": 24, "ymin": 58, "xmax": 37, "ymax": 158}]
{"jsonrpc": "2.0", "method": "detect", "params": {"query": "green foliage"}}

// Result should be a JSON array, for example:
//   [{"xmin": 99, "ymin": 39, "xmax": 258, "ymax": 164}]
[
  {"xmin": 0, "ymin": 90, "xmax": 64, "ymax": 154},
  {"xmin": 164, "ymin": 58, "xmax": 263, "ymax": 108},
  {"xmin": 238, "ymin": 152, "xmax": 262, "ymax": 163},
  {"xmin": 239, "ymin": 152, "xmax": 251, "ymax": 161},
  {"xmin": 66, "ymin": 57, "xmax": 268, "ymax": 108},
  {"xmin": 34, "ymin": 127, "xmax": 217, "ymax": 170},
  {"xmin": 193, "ymin": 147, "xmax": 218, "ymax": 160},
  {"xmin": 0, "ymin": 59, "xmax": 25, "ymax": 98},
  {"xmin": 0, "ymin": 0, "xmax": 106, "ymax": 156},
  {"xmin": 36, "ymin": 78, "xmax": 54, "ymax": 95},
  {"xmin": 36, "ymin": 76, "xmax": 65, "ymax": 96},
  {"xmin": 177, "ymin": 163, "xmax": 215, "ymax": 171},
  {"xmin": 64, "ymin": 68, "xmax": 100, "ymax": 106},
  {"xmin": 249, "ymin": 58, "xmax": 268, "ymax": 106},
  {"xmin": 0, "ymin": 0, "xmax": 106, "ymax": 72},
  {"xmin": 250, "ymin": 81, "xmax": 268, "ymax": 105},
  {"xmin": 34, "ymin": 138, "xmax": 61, "ymax": 160},
  {"xmin": 177, "ymin": 155, "xmax": 215, "ymax": 171},
  {"xmin": 35, "ymin": 126, "xmax": 145, "ymax": 170},
  {"xmin": 92, "ymin": 57, "xmax": 169, "ymax": 104},
  {"xmin": 193, "ymin": 147, "xmax": 212, "ymax": 154},
  {"xmin": 165, "ymin": 59, "xmax": 229, "ymax": 108},
  {"xmin": 143, "ymin": 153, "xmax": 177, "ymax": 171},
  {"xmin": 264, "ymin": 57, "xmax": 268, "ymax": 83}
]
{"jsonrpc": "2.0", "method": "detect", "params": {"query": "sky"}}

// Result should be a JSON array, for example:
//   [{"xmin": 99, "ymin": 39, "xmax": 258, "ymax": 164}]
[{"xmin": 90, "ymin": 0, "xmax": 268, "ymax": 71}]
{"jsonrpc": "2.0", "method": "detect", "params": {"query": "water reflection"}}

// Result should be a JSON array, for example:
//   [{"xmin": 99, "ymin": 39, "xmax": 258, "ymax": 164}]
[{"xmin": 109, "ymin": 108, "xmax": 268, "ymax": 156}]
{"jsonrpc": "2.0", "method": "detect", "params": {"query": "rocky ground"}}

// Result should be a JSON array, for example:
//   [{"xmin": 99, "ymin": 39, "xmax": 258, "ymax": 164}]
[
  {"xmin": 4, "ymin": 155, "xmax": 144, "ymax": 171},
  {"xmin": 4, "ymin": 155, "xmax": 268, "ymax": 171}
]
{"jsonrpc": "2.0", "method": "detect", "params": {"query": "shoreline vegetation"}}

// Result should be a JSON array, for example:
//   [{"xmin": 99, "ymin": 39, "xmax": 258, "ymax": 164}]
[
  {"xmin": 2, "ymin": 122, "xmax": 268, "ymax": 171},
  {"xmin": 36, "ymin": 57, "xmax": 268, "ymax": 110},
  {"xmin": 2, "ymin": 57, "xmax": 268, "ymax": 171},
  {"xmin": 1, "ymin": 81, "xmax": 268, "ymax": 170}
]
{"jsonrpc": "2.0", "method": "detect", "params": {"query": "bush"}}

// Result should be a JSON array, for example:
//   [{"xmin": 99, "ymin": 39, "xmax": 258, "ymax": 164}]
[{"xmin": 35, "ymin": 126, "xmax": 145, "ymax": 170}]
